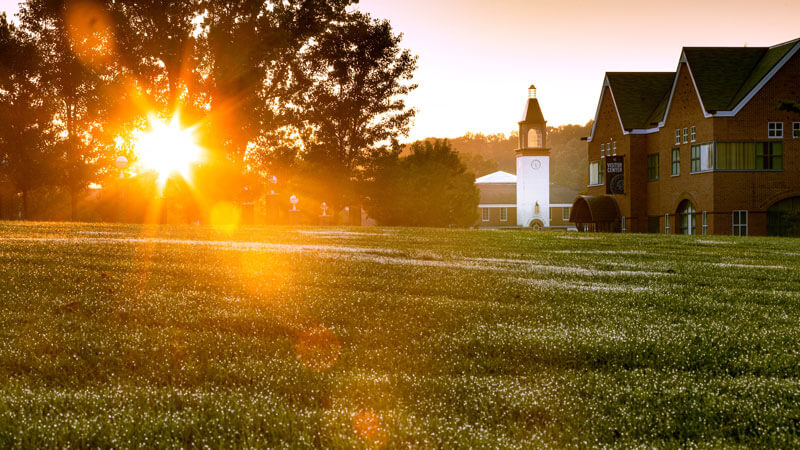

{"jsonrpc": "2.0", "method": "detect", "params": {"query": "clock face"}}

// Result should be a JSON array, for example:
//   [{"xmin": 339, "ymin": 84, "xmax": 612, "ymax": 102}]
[{"xmin": 531, "ymin": 160, "xmax": 542, "ymax": 170}]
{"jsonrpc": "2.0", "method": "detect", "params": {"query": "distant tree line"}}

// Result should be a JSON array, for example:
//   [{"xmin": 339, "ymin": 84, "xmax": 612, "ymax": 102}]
[{"xmin": 435, "ymin": 123, "xmax": 592, "ymax": 191}]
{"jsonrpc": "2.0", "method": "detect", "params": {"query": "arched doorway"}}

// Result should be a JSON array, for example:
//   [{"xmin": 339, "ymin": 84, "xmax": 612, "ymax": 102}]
[
  {"xmin": 677, "ymin": 200, "xmax": 696, "ymax": 235},
  {"xmin": 529, "ymin": 219, "xmax": 544, "ymax": 231},
  {"xmin": 768, "ymin": 197, "xmax": 800, "ymax": 237}
]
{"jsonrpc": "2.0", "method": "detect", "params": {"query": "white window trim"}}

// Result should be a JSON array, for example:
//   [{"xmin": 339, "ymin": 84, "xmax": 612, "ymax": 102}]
[
  {"xmin": 665, "ymin": 213, "xmax": 670, "ymax": 234},
  {"xmin": 690, "ymin": 126, "xmax": 696, "ymax": 142},
  {"xmin": 702, "ymin": 211, "xmax": 708, "ymax": 235},
  {"xmin": 732, "ymin": 210, "xmax": 748, "ymax": 236},
  {"xmin": 562, "ymin": 207, "xmax": 571, "ymax": 221},
  {"xmin": 612, "ymin": 142, "xmax": 617, "ymax": 155},
  {"xmin": 482, "ymin": 208, "xmax": 490, "ymax": 222},
  {"xmin": 682, "ymin": 127, "xmax": 689, "ymax": 144},
  {"xmin": 768, "ymin": 122, "xmax": 783, "ymax": 139},
  {"xmin": 674, "ymin": 129, "xmax": 681, "ymax": 145},
  {"xmin": 793, "ymin": 122, "xmax": 800, "ymax": 139},
  {"xmin": 500, "ymin": 207, "xmax": 508, "ymax": 222}
]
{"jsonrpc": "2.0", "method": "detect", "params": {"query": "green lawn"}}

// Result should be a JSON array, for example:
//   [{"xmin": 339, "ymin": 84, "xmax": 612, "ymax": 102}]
[{"xmin": 1, "ymin": 222, "xmax": 799, "ymax": 447}]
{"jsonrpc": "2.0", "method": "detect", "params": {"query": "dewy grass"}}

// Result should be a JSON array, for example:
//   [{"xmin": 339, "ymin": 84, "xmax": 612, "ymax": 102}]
[{"xmin": 0, "ymin": 222, "xmax": 799, "ymax": 447}]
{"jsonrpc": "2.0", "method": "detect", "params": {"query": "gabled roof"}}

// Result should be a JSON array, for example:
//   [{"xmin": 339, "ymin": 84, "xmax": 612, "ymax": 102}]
[
  {"xmin": 606, "ymin": 72, "xmax": 674, "ymax": 129},
  {"xmin": 475, "ymin": 171, "xmax": 517, "ymax": 184},
  {"xmin": 520, "ymin": 98, "xmax": 545, "ymax": 124},
  {"xmin": 589, "ymin": 37, "xmax": 800, "ymax": 140},
  {"xmin": 682, "ymin": 47, "xmax": 766, "ymax": 112}
]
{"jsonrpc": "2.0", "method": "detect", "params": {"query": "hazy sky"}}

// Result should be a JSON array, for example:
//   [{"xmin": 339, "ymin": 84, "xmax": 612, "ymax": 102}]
[{"xmin": 3, "ymin": 0, "xmax": 800, "ymax": 141}]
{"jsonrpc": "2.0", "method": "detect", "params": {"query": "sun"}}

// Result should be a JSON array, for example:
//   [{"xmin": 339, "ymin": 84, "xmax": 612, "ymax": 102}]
[{"xmin": 134, "ymin": 114, "xmax": 203, "ymax": 185}]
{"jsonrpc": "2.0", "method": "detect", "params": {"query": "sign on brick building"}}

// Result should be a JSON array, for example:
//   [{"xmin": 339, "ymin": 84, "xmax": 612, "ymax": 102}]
[{"xmin": 606, "ymin": 155, "xmax": 625, "ymax": 195}]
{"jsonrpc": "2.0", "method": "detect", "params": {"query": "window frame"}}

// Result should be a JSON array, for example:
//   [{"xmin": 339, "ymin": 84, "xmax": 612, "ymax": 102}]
[
  {"xmin": 647, "ymin": 153, "xmax": 659, "ymax": 181},
  {"xmin": 600, "ymin": 143, "xmax": 605, "ymax": 158},
  {"xmin": 500, "ymin": 207, "xmax": 508, "ymax": 222},
  {"xmin": 612, "ymin": 142, "xmax": 617, "ymax": 155},
  {"xmin": 671, "ymin": 148, "xmax": 680, "ymax": 176},
  {"xmin": 690, "ymin": 126, "xmax": 696, "ymax": 142},
  {"xmin": 562, "ymin": 207, "xmax": 571, "ymax": 221},
  {"xmin": 674, "ymin": 129, "xmax": 681, "ymax": 145},
  {"xmin": 702, "ymin": 211, "xmax": 708, "ymax": 235},
  {"xmin": 732, "ymin": 210, "xmax": 748, "ymax": 236},
  {"xmin": 768, "ymin": 122, "xmax": 783, "ymax": 139},
  {"xmin": 482, "ymin": 208, "xmax": 490, "ymax": 222},
  {"xmin": 682, "ymin": 127, "xmax": 689, "ymax": 144},
  {"xmin": 793, "ymin": 122, "xmax": 800, "ymax": 139},
  {"xmin": 715, "ymin": 141, "xmax": 783, "ymax": 172}
]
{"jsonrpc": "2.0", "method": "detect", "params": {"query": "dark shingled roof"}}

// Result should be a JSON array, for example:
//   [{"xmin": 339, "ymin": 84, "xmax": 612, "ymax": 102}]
[
  {"xmin": 601, "ymin": 38, "xmax": 799, "ymax": 131},
  {"xmin": 520, "ymin": 98, "xmax": 545, "ymax": 124},
  {"xmin": 606, "ymin": 72, "xmax": 674, "ymax": 130},
  {"xmin": 682, "ymin": 47, "xmax": 766, "ymax": 112}
]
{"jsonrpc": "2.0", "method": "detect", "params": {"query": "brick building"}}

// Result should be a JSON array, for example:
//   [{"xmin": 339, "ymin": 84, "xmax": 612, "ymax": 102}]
[{"xmin": 574, "ymin": 37, "xmax": 800, "ymax": 236}]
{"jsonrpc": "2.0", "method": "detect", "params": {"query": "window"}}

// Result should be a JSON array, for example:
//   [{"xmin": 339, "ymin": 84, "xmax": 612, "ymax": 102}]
[
  {"xmin": 612, "ymin": 142, "xmax": 617, "ymax": 155},
  {"xmin": 691, "ymin": 143, "xmax": 713, "ymax": 173},
  {"xmin": 482, "ymin": 208, "xmax": 489, "ymax": 222},
  {"xmin": 600, "ymin": 144, "xmax": 605, "ymax": 157},
  {"xmin": 768, "ymin": 122, "xmax": 783, "ymax": 138},
  {"xmin": 683, "ymin": 127, "xmax": 689, "ymax": 144},
  {"xmin": 500, "ymin": 207, "xmax": 508, "ymax": 222},
  {"xmin": 678, "ymin": 200, "xmax": 696, "ymax": 235},
  {"xmin": 794, "ymin": 122, "xmax": 800, "ymax": 139},
  {"xmin": 589, "ymin": 160, "xmax": 604, "ymax": 186},
  {"xmin": 621, "ymin": 216, "xmax": 626, "ymax": 233},
  {"xmin": 702, "ymin": 211, "xmax": 708, "ymax": 235},
  {"xmin": 716, "ymin": 142, "xmax": 782, "ymax": 170},
  {"xmin": 671, "ymin": 148, "xmax": 680, "ymax": 176},
  {"xmin": 647, "ymin": 154, "xmax": 659, "ymax": 181},
  {"xmin": 562, "ymin": 207, "xmax": 571, "ymax": 221},
  {"xmin": 690, "ymin": 126, "xmax": 696, "ymax": 142},
  {"xmin": 665, "ymin": 213, "xmax": 670, "ymax": 234},
  {"xmin": 732, "ymin": 210, "xmax": 748, "ymax": 236},
  {"xmin": 674, "ymin": 129, "xmax": 681, "ymax": 145}
]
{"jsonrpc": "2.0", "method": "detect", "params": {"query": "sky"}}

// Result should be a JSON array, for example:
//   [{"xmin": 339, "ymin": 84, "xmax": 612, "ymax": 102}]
[{"xmin": 3, "ymin": 0, "xmax": 800, "ymax": 141}]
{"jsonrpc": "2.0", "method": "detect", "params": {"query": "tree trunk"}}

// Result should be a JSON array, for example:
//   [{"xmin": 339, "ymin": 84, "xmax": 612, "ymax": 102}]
[
  {"xmin": 70, "ymin": 190, "xmax": 78, "ymax": 222},
  {"xmin": 21, "ymin": 189, "xmax": 28, "ymax": 221}
]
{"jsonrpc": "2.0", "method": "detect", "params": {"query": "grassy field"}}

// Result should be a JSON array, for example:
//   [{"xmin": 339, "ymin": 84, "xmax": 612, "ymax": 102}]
[{"xmin": 1, "ymin": 222, "xmax": 799, "ymax": 447}]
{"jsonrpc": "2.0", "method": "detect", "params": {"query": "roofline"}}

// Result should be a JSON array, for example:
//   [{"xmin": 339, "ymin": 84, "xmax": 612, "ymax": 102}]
[{"xmin": 592, "ymin": 39, "xmax": 800, "ymax": 136}]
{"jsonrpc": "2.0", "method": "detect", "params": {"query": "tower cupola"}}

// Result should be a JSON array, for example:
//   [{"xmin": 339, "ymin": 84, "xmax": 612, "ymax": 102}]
[{"xmin": 519, "ymin": 84, "xmax": 547, "ymax": 149}]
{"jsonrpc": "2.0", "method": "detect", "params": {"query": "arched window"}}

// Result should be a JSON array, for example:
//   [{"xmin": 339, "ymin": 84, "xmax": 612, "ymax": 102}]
[
  {"xmin": 677, "ymin": 200, "xmax": 696, "ymax": 235},
  {"xmin": 527, "ymin": 129, "xmax": 542, "ymax": 148}
]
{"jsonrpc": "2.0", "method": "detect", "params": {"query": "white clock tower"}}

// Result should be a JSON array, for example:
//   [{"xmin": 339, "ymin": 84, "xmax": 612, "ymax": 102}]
[{"xmin": 516, "ymin": 85, "xmax": 550, "ymax": 230}]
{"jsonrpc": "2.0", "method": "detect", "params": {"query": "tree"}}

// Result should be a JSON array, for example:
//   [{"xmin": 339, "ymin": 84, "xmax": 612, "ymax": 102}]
[
  {"xmin": 0, "ymin": 14, "xmax": 58, "ymax": 219},
  {"xmin": 364, "ymin": 140, "xmax": 478, "ymax": 227},
  {"xmin": 295, "ymin": 11, "xmax": 417, "ymax": 212},
  {"xmin": 19, "ymin": 0, "xmax": 115, "ymax": 220}
]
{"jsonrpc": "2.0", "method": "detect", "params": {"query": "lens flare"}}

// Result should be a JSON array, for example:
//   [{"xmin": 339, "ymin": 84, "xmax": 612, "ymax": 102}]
[
  {"xmin": 210, "ymin": 202, "xmax": 242, "ymax": 235},
  {"xmin": 64, "ymin": 0, "xmax": 115, "ymax": 68},
  {"xmin": 134, "ymin": 114, "xmax": 203, "ymax": 186}
]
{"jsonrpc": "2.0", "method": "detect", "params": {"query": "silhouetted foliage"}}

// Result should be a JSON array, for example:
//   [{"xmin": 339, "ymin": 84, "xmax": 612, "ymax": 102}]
[
  {"xmin": 0, "ymin": 14, "xmax": 58, "ymax": 218},
  {"xmin": 365, "ymin": 140, "xmax": 478, "ymax": 227}
]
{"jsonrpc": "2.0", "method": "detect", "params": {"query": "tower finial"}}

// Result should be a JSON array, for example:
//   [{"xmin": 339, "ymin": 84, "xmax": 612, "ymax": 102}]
[{"xmin": 528, "ymin": 84, "xmax": 537, "ymax": 99}]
